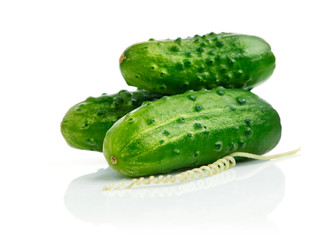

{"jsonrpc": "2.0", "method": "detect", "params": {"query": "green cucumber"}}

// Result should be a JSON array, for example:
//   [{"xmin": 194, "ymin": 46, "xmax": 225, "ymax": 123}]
[
  {"xmin": 61, "ymin": 89, "xmax": 163, "ymax": 152},
  {"xmin": 103, "ymin": 87, "xmax": 281, "ymax": 177},
  {"xmin": 120, "ymin": 32, "xmax": 275, "ymax": 94}
]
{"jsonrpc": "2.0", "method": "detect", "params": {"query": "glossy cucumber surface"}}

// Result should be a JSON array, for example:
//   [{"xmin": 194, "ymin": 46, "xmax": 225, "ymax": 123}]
[
  {"xmin": 103, "ymin": 88, "xmax": 281, "ymax": 177},
  {"xmin": 61, "ymin": 90, "xmax": 163, "ymax": 152},
  {"xmin": 120, "ymin": 32, "xmax": 275, "ymax": 94}
]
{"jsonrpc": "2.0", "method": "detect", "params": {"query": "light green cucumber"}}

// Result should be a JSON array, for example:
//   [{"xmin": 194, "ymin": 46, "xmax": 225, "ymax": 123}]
[
  {"xmin": 120, "ymin": 32, "xmax": 275, "ymax": 94},
  {"xmin": 61, "ymin": 89, "xmax": 163, "ymax": 152},
  {"xmin": 103, "ymin": 88, "xmax": 281, "ymax": 177}
]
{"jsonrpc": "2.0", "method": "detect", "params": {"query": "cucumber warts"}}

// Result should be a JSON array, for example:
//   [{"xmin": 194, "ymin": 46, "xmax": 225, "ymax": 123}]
[
  {"xmin": 61, "ymin": 90, "xmax": 163, "ymax": 152},
  {"xmin": 103, "ymin": 88, "xmax": 281, "ymax": 177},
  {"xmin": 120, "ymin": 32, "xmax": 275, "ymax": 94}
]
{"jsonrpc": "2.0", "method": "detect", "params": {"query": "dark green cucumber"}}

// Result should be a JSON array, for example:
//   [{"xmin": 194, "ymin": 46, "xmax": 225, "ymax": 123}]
[
  {"xmin": 61, "ymin": 89, "xmax": 163, "ymax": 152},
  {"xmin": 103, "ymin": 87, "xmax": 281, "ymax": 177},
  {"xmin": 120, "ymin": 32, "xmax": 275, "ymax": 94}
]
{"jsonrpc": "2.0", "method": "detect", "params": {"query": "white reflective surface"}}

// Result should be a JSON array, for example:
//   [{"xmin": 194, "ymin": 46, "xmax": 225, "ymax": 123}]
[{"xmin": 65, "ymin": 159, "xmax": 284, "ymax": 226}]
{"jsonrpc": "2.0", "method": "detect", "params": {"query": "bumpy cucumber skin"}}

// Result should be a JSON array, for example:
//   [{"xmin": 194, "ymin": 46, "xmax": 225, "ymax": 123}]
[
  {"xmin": 103, "ymin": 88, "xmax": 281, "ymax": 177},
  {"xmin": 120, "ymin": 32, "xmax": 275, "ymax": 94},
  {"xmin": 61, "ymin": 90, "xmax": 163, "ymax": 152}
]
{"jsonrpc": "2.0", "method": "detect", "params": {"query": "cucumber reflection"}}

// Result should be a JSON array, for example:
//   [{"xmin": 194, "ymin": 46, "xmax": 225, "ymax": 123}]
[{"xmin": 64, "ymin": 160, "xmax": 284, "ymax": 225}]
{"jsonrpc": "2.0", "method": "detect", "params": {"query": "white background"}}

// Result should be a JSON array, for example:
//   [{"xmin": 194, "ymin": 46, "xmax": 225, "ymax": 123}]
[{"xmin": 1, "ymin": 0, "xmax": 311, "ymax": 239}]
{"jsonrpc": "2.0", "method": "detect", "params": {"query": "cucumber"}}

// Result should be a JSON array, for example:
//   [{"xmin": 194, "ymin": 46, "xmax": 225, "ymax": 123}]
[
  {"xmin": 61, "ymin": 89, "xmax": 163, "ymax": 152},
  {"xmin": 120, "ymin": 32, "xmax": 275, "ymax": 94},
  {"xmin": 103, "ymin": 88, "xmax": 281, "ymax": 177}
]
